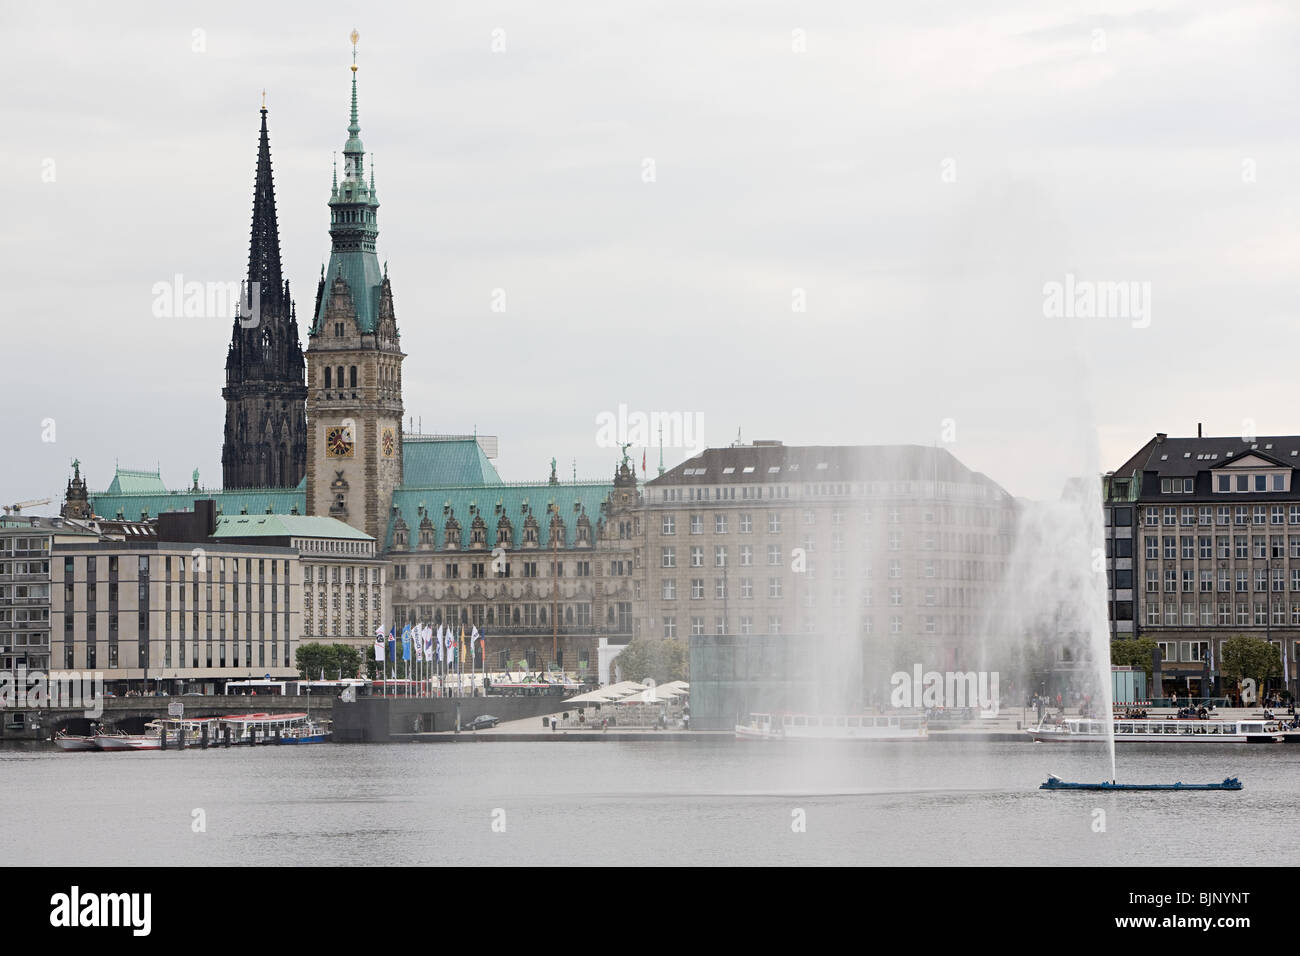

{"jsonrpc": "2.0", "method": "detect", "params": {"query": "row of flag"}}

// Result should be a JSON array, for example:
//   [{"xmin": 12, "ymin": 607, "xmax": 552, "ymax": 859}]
[{"xmin": 372, "ymin": 622, "xmax": 483, "ymax": 665}]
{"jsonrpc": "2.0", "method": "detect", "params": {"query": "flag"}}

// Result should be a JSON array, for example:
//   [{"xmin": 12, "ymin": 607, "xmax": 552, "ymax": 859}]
[
  {"xmin": 423, "ymin": 626, "xmax": 434, "ymax": 662},
  {"xmin": 402, "ymin": 625, "xmax": 412, "ymax": 662},
  {"xmin": 387, "ymin": 626, "xmax": 396, "ymax": 665},
  {"xmin": 374, "ymin": 627, "xmax": 385, "ymax": 662},
  {"xmin": 473, "ymin": 626, "xmax": 483, "ymax": 669},
  {"xmin": 460, "ymin": 625, "xmax": 467, "ymax": 666},
  {"xmin": 414, "ymin": 626, "xmax": 424, "ymax": 662},
  {"xmin": 445, "ymin": 626, "xmax": 456, "ymax": 663},
  {"xmin": 436, "ymin": 624, "xmax": 445, "ymax": 663},
  {"xmin": 642, "ymin": 449, "xmax": 646, "ymax": 473}
]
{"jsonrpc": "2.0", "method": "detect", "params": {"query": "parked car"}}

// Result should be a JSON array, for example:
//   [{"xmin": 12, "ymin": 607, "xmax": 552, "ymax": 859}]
[{"xmin": 465, "ymin": 715, "xmax": 499, "ymax": 730}]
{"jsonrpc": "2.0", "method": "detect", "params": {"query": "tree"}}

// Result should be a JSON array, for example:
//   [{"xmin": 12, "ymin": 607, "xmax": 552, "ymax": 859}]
[
  {"xmin": 614, "ymin": 639, "xmax": 688, "ymax": 684},
  {"xmin": 332, "ymin": 643, "xmax": 362, "ymax": 680},
  {"xmin": 1219, "ymin": 636, "xmax": 1282, "ymax": 699},
  {"xmin": 295, "ymin": 643, "xmax": 338, "ymax": 680},
  {"xmin": 1110, "ymin": 639, "xmax": 1158, "ymax": 681}
]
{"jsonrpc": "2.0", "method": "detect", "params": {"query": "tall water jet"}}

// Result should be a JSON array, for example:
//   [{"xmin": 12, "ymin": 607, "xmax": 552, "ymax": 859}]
[{"xmin": 983, "ymin": 475, "xmax": 1116, "ymax": 781}]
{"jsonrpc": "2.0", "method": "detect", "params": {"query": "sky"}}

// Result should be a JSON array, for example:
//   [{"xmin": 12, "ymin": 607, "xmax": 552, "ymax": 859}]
[{"xmin": 4, "ymin": 0, "xmax": 1298, "ymax": 510}]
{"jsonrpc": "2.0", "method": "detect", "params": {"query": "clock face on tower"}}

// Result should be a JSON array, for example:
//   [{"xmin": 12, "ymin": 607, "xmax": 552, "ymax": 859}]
[
  {"xmin": 326, "ymin": 425, "xmax": 354, "ymax": 458},
  {"xmin": 382, "ymin": 427, "xmax": 395, "ymax": 458}
]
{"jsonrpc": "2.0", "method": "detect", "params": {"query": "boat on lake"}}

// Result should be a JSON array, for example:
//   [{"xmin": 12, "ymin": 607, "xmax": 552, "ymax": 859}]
[
  {"xmin": 52, "ymin": 730, "xmax": 98, "ymax": 751},
  {"xmin": 1028, "ymin": 717, "xmax": 1283, "ymax": 743},
  {"xmin": 1041, "ymin": 774, "xmax": 1242, "ymax": 791},
  {"xmin": 219, "ymin": 712, "xmax": 331, "ymax": 744},
  {"xmin": 735, "ymin": 712, "xmax": 928, "ymax": 741}
]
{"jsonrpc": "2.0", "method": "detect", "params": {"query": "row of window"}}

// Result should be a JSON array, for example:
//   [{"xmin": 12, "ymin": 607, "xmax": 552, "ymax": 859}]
[
  {"xmin": 1143, "ymin": 535, "xmax": 1300, "ymax": 560},
  {"xmin": 1160, "ymin": 473, "xmax": 1289, "ymax": 495},
  {"xmin": 303, "ymin": 565, "xmax": 376, "ymax": 584},
  {"xmin": 1144, "ymin": 505, "xmax": 1300, "ymax": 526},
  {"xmin": 1145, "ymin": 603, "xmax": 1300, "ymax": 627},
  {"xmin": 1145, "ymin": 567, "xmax": 1300, "ymax": 593}
]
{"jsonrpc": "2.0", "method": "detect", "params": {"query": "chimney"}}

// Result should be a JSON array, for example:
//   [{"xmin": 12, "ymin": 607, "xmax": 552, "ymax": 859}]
[
  {"xmin": 1156, "ymin": 433, "xmax": 1167, "ymax": 443},
  {"xmin": 1197, "ymin": 422, "xmax": 1203, "ymax": 438}
]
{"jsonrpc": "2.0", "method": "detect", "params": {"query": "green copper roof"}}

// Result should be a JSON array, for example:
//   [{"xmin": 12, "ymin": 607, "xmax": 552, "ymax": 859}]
[
  {"xmin": 315, "ymin": 254, "xmax": 382, "ymax": 334},
  {"xmin": 214, "ymin": 514, "xmax": 371, "ymax": 541},
  {"xmin": 402, "ymin": 437, "xmax": 503, "ymax": 487},
  {"xmin": 386, "ymin": 480, "xmax": 617, "ymax": 554},
  {"xmin": 104, "ymin": 468, "xmax": 169, "ymax": 495},
  {"xmin": 89, "ymin": 483, "xmax": 306, "ymax": 523}
]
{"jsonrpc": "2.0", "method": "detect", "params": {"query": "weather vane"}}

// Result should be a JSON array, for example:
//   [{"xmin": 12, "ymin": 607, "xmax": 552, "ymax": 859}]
[{"xmin": 351, "ymin": 29, "xmax": 360, "ymax": 71}]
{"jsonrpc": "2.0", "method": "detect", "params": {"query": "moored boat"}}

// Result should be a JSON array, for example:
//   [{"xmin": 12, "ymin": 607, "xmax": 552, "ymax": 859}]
[
  {"xmin": 735, "ymin": 712, "xmax": 927, "ymax": 741},
  {"xmin": 219, "ymin": 712, "xmax": 330, "ymax": 744},
  {"xmin": 92, "ymin": 729, "xmax": 163, "ymax": 751},
  {"xmin": 1028, "ymin": 717, "xmax": 1283, "ymax": 743},
  {"xmin": 53, "ymin": 730, "xmax": 98, "ymax": 752}
]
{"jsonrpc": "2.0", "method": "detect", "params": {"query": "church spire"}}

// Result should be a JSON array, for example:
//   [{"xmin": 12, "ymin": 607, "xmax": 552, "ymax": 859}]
[
  {"xmin": 222, "ymin": 98, "xmax": 307, "ymax": 492},
  {"xmin": 247, "ymin": 100, "xmax": 284, "ymax": 314},
  {"xmin": 343, "ymin": 29, "xmax": 365, "ymax": 183},
  {"xmin": 313, "ymin": 29, "xmax": 384, "ymax": 335}
]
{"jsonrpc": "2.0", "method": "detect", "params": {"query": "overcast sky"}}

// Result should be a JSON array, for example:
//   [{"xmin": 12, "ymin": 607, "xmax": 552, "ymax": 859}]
[{"xmin": 5, "ymin": 0, "xmax": 1298, "ymax": 510}]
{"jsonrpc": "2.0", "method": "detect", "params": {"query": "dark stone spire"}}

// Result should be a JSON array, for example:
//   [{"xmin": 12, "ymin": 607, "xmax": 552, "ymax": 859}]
[
  {"xmin": 247, "ymin": 104, "xmax": 285, "ymax": 316},
  {"xmin": 222, "ymin": 103, "xmax": 308, "ymax": 490}
]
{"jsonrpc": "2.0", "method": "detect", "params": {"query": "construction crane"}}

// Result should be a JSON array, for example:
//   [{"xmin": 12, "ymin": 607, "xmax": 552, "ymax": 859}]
[{"xmin": 3, "ymin": 498, "xmax": 53, "ymax": 515}]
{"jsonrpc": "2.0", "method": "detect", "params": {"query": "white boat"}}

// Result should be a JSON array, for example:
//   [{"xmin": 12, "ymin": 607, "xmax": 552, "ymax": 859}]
[
  {"xmin": 53, "ymin": 730, "xmax": 98, "ymax": 752},
  {"xmin": 219, "ymin": 712, "xmax": 322, "ymax": 744},
  {"xmin": 1027, "ymin": 717, "xmax": 1284, "ymax": 744},
  {"xmin": 735, "ymin": 712, "xmax": 928, "ymax": 741},
  {"xmin": 91, "ymin": 720, "xmax": 200, "ymax": 751},
  {"xmin": 92, "ymin": 729, "xmax": 163, "ymax": 751}
]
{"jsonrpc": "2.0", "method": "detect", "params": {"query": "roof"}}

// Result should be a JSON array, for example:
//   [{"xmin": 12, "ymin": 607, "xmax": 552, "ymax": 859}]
[
  {"xmin": 649, "ymin": 443, "xmax": 1009, "ymax": 494},
  {"xmin": 213, "ymin": 514, "xmax": 372, "ymax": 541},
  {"xmin": 1113, "ymin": 434, "xmax": 1300, "ymax": 478},
  {"xmin": 402, "ymin": 436, "xmax": 502, "ymax": 486},
  {"xmin": 103, "ymin": 468, "xmax": 168, "ymax": 495},
  {"xmin": 386, "ymin": 480, "xmax": 616, "ymax": 554},
  {"xmin": 314, "ymin": 253, "xmax": 383, "ymax": 334},
  {"xmin": 90, "ymin": 487, "xmax": 306, "ymax": 522},
  {"xmin": 1109, "ymin": 433, "xmax": 1300, "ymax": 502}
]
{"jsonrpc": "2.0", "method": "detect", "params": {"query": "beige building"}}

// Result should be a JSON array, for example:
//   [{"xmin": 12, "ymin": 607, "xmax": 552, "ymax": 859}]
[
  {"xmin": 210, "ymin": 513, "xmax": 384, "ymax": 655},
  {"xmin": 641, "ymin": 442, "xmax": 1017, "ymax": 675},
  {"xmin": 51, "ymin": 537, "xmax": 304, "ymax": 691}
]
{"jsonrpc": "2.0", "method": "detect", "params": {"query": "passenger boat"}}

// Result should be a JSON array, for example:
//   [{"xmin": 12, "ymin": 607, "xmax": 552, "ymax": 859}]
[
  {"xmin": 219, "ymin": 712, "xmax": 330, "ymax": 744},
  {"xmin": 53, "ymin": 730, "xmax": 98, "ymax": 752},
  {"xmin": 1027, "ymin": 717, "xmax": 1284, "ymax": 743},
  {"xmin": 735, "ymin": 712, "xmax": 928, "ymax": 741},
  {"xmin": 1040, "ymin": 774, "xmax": 1243, "ymax": 791},
  {"xmin": 277, "ymin": 718, "xmax": 332, "ymax": 744}
]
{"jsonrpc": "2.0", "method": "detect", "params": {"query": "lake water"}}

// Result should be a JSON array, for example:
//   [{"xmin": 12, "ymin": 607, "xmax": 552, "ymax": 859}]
[{"xmin": 3, "ymin": 740, "xmax": 1294, "ymax": 865}]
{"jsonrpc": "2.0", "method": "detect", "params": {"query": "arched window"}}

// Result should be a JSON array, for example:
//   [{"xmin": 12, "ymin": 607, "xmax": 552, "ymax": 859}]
[
  {"xmin": 324, "ymin": 367, "xmax": 331, "ymax": 388},
  {"xmin": 261, "ymin": 329, "xmax": 272, "ymax": 363},
  {"xmin": 350, "ymin": 366, "xmax": 357, "ymax": 388}
]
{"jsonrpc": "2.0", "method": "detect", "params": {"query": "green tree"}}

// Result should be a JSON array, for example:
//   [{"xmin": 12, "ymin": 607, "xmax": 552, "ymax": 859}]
[
  {"xmin": 615, "ymin": 639, "xmax": 688, "ymax": 683},
  {"xmin": 1219, "ymin": 635, "xmax": 1282, "ymax": 698},
  {"xmin": 332, "ymin": 643, "xmax": 362, "ymax": 680},
  {"xmin": 295, "ymin": 642, "xmax": 339, "ymax": 680},
  {"xmin": 1110, "ymin": 638, "xmax": 1158, "ymax": 681}
]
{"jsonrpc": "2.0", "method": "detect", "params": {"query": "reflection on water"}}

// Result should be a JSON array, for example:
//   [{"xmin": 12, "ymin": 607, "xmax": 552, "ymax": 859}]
[{"xmin": 2, "ymin": 741, "xmax": 1294, "ymax": 866}]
